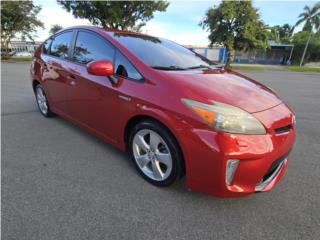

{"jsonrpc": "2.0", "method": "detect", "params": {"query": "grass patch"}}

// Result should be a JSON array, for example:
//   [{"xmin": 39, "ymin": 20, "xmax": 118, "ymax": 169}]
[
  {"xmin": 1, "ymin": 56, "xmax": 32, "ymax": 62},
  {"xmin": 230, "ymin": 65, "xmax": 267, "ymax": 71},
  {"xmin": 285, "ymin": 66, "xmax": 320, "ymax": 73},
  {"xmin": 231, "ymin": 64, "xmax": 320, "ymax": 73}
]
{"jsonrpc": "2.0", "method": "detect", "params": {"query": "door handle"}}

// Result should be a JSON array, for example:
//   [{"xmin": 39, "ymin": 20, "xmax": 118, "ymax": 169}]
[
  {"xmin": 43, "ymin": 63, "xmax": 49, "ymax": 71},
  {"xmin": 118, "ymin": 95, "xmax": 131, "ymax": 101},
  {"xmin": 67, "ymin": 74, "xmax": 76, "ymax": 86},
  {"xmin": 43, "ymin": 62, "xmax": 53, "ymax": 71}
]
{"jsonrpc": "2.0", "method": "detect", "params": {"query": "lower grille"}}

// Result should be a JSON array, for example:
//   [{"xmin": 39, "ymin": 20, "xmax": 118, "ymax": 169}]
[
  {"xmin": 255, "ymin": 151, "xmax": 290, "ymax": 191},
  {"xmin": 263, "ymin": 156, "xmax": 285, "ymax": 181},
  {"xmin": 274, "ymin": 124, "xmax": 292, "ymax": 134}
]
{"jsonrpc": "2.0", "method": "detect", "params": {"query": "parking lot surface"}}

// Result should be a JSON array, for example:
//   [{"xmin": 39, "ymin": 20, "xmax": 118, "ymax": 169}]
[{"xmin": 2, "ymin": 62, "xmax": 320, "ymax": 240}]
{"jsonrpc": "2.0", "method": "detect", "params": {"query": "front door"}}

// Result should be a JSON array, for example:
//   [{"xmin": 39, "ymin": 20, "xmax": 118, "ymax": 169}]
[{"xmin": 65, "ymin": 30, "xmax": 144, "ymax": 143}]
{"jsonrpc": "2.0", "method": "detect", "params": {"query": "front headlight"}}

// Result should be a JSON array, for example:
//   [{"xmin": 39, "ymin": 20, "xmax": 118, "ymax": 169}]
[{"xmin": 182, "ymin": 98, "xmax": 266, "ymax": 134}]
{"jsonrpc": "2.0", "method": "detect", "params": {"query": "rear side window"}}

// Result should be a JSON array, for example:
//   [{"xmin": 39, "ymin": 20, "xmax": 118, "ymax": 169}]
[
  {"xmin": 114, "ymin": 51, "xmax": 143, "ymax": 81},
  {"xmin": 42, "ymin": 39, "xmax": 52, "ymax": 54},
  {"xmin": 73, "ymin": 31, "xmax": 115, "ymax": 64},
  {"xmin": 50, "ymin": 31, "xmax": 73, "ymax": 59}
]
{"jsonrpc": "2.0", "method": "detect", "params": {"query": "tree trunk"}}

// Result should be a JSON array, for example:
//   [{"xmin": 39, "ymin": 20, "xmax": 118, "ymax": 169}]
[
  {"xmin": 5, "ymin": 40, "xmax": 10, "ymax": 58},
  {"xmin": 225, "ymin": 47, "xmax": 235, "ymax": 67},
  {"xmin": 299, "ymin": 30, "xmax": 312, "ymax": 67}
]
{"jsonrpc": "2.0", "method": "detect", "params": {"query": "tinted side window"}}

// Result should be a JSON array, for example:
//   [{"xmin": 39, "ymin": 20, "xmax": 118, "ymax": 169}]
[
  {"xmin": 114, "ymin": 51, "xmax": 143, "ymax": 81},
  {"xmin": 73, "ymin": 31, "xmax": 115, "ymax": 64},
  {"xmin": 42, "ymin": 39, "xmax": 52, "ymax": 54},
  {"xmin": 50, "ymin": 31, "xmax": 73, "ymax": 59}
]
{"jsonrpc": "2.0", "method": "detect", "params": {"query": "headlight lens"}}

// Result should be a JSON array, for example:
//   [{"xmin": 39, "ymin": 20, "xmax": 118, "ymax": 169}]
[{"xmin": 182, "ymin": 98, "xmax": 266, "ymax": 134}]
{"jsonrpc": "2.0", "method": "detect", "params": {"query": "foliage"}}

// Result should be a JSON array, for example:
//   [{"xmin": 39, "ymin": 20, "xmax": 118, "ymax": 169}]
[
  {"xmin": 1, "ymin": 56, "xmax": 33, "ymax": 62},
  {"xmin": 201, "ymin": 0, "xmax": 269, "ymax": 66},
  {"xmin": 267, "ymin": 24, "xmax": 294, "ymax": 43},
  {"xmin": 286, "ymin": 66, "xmax": 320, "ymax": 72},
  {"xmin": 291, "ymin": 30, "xmax": 320, "ymax": 64},
  {"xmin": 1, "ymin": 1, "xmax": 43, "ymax": 56},
  {"xmin": 57, "ymin": 0, "xmax": 169, "ymax": 31},
  {"xmin": 294, "ymin": 2, "xmax": 320, "ymax": 65},
  {"xmin": 49, "ymin": 24, "xmax": 63, "ymax": 35},
  {"xmin": 295, "ymin": 2, "xmax": 320, "ymax": 32}
]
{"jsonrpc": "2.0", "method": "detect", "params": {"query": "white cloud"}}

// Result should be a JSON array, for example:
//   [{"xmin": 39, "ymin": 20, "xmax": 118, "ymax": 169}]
[
  {"xmin": 36, "ymin": 6, "xmax": 91, "ymax": 41},
  {"xmin": 141, "ymin": 22, "xmax": 169, "ymax": 38},
  {"xmin": 142, "ymin": 21, "xmax": 210, "ymax": 46},
  {"xmin": 34, "ymin": 1, "xmax": 210, "ymax": 46}
]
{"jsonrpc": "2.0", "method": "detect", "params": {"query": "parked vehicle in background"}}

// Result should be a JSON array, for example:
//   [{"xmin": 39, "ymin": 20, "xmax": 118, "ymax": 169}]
[
  {"xmin": 30, "ymin": 26, "xmax": 296, "ymax": 198},
  {"xmin": 15, "ymin": 51, "xmax": 32, "ymax": 57},
  {"xmin": 1, "ymin": 50, "xmax": 16, "ymax": 56}
]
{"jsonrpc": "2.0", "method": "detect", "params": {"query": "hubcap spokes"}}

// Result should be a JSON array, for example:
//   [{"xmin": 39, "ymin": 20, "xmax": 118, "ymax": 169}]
[
  {"xmin": 133, "ymin": 129, "xmax": 172, "ymax": 181},
  {"xmin": 36, "ymin": 88, "xmax": 48, "ymax": 114}
]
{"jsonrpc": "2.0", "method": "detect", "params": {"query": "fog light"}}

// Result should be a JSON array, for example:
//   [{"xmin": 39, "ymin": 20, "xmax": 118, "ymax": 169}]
[{"xmin": 226, "ymin": 159, "xmax": 239, "ymax": 185}]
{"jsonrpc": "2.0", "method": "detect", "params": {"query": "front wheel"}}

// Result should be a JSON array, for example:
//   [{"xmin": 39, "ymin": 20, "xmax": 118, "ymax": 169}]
[{"xmin": 129, "ymin": 120, "xmax": 184, "ymax": 187}]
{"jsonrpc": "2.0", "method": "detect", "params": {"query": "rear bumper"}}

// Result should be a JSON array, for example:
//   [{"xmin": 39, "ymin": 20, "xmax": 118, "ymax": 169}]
[{"xmin": 178, "ymin": 103, "xmax": 295, "ymax": 198}]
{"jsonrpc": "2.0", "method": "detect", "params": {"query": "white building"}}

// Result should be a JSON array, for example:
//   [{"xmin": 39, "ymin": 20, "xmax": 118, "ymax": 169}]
[{"xmin": 2, "ymin": 40, "xmax": 42, "ymax": 53}]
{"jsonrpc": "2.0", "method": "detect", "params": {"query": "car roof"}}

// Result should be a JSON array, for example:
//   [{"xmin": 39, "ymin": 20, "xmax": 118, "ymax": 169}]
[{"xmin": 61, "ymin": 25, "xmax": 154, "ymax": 39}]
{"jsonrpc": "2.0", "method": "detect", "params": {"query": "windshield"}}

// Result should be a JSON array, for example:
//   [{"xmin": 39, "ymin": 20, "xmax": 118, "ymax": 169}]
[{"xmin": 108, "ymin": 32, "xmax": 215, "ymax": 70}]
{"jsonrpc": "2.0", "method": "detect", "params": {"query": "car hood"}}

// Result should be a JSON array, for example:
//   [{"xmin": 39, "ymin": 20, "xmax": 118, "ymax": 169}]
[{"xmin": 161, "ymin": 68, "xmax": 282, "ymax": 113}]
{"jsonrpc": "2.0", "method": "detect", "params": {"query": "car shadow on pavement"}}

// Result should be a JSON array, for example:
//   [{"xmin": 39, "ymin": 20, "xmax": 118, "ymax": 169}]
[{"xmin": 49, "ymin": 115, "xmax": 265, "ymax": 203}]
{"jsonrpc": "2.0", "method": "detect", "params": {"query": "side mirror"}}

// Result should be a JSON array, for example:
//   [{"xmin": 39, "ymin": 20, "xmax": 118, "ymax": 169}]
[{"xmin": 87, "ymin": 60, "xmax": 117, "ymax": 84}]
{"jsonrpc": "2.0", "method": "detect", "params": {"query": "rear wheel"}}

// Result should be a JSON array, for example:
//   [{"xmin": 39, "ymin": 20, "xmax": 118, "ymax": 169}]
[
  {"xmin": 129, "ymin": 120, "xmax": 184, "ymax": 186},
  {"xmin": 35, "ymin": 84, "xmax": 54, "ymax": 117}
]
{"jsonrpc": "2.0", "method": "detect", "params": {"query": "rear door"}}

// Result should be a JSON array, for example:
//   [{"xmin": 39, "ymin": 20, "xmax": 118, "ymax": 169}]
[{"xmin": 41, "ymin": 30, "xmax": 74, "ymax": 114}]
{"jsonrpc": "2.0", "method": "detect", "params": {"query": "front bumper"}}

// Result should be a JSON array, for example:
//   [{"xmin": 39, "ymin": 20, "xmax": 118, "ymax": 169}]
[{"xmin": 179, "ymin": 103, "xmax": 295, "ymax": 198}]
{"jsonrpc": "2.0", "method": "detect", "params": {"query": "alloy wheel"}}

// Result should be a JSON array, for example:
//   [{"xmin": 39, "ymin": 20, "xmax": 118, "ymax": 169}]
[
  {"xmin": 36, "ymin": 86, "xmax": 48, "ymax": 115},
  {"xmin": 132, "ymin": 129, "xmax": 173, "ymax": 181}
]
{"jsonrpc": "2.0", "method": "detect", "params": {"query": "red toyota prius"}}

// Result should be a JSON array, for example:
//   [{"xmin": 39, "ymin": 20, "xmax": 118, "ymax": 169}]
[{"xmin": 31, "ymin": 26, "xmax": 295, "ymax": 198}]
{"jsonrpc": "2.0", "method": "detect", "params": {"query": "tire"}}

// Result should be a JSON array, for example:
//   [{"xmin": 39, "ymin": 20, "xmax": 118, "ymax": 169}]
[
  {"xmin": 35, "ymin": 84, "xmax": 54, "ymax": 117},
  {"xmin": 129, "ymin": 120, "xmax": 184, "ymax": 187}
]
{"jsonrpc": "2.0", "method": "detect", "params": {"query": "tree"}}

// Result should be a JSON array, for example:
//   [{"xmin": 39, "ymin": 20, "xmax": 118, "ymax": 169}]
[
  {"xmin": 291, "ymin": 29, "xmax": 320, "ymax": 64},
  {"xmin": 57, "ymin": 0, "xmax": 169, "ymax": 31},
  {"xmin": 268, "ymin": 24, "xmax": 294, "ymax": 43},
  {"xmin": 1, "ymin": 1, "xmax": 43, "ymax": 57},
  {"xmin": 49, "ymin": 24, "xmax": 63, "ymax": 35},
  {"xmin": 201, "ymin": 0, "xmax": 269, "ymax": 66},
  {"xmin": 295, "ymin": 2, "xmax": 320, "ymax": 66}
]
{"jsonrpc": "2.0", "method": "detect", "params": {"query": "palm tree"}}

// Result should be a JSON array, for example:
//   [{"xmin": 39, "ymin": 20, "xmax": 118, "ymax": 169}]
[{"xmin": 295, "ymin": 2, "xmax": 320, "ymax": 66}]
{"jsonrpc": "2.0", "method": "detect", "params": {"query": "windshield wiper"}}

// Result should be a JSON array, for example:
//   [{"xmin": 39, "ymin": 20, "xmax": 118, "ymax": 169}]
[
  {"xmin": 151, "ymin": 65, "xmax": 187, "ymax": 71},
  {"xmin": 186, "ymin": 65, "xmax": 212, "ymax": 70}
]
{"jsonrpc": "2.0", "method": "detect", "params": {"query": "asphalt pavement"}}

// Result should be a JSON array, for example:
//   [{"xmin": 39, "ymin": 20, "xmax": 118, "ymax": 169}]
[{"xmin": 2, "ymin": 62, "xmax": 320, "ymax": 240}]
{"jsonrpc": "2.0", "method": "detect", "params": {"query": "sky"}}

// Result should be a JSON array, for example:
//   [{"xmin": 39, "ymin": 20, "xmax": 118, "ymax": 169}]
[{"xmin": 34, "ymin": 0, "xmax": 318, "ymax": 45}]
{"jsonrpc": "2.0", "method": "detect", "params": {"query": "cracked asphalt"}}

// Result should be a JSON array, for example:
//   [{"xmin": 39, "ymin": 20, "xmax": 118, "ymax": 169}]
[{"xmin": 2, "ymin": 62, "xmax": 320, "ymax": 240}]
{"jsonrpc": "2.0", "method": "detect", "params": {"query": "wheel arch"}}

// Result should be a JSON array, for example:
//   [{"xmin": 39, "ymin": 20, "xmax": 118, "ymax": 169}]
[
  {"xmin": 123, "ymin": 114, "xmax": 185, "ymax": 174},
  {"xmin": 32, "ymin": 79, "xmax": 41, "ymax": 92}
]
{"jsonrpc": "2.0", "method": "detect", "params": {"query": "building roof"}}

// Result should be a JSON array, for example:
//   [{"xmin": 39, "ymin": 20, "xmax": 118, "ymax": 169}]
[
  {"xmin": 268, "ymin": 40, "xmax": 294, "ymax": 47},
  {"xmin": 184, "ymin": 44, "xmax": 222, "ymax": 48}
]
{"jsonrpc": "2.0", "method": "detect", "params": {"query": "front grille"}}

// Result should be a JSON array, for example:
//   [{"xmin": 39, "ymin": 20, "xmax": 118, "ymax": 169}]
[{"xmin": 274, "ymin": 124, "xmax": 292, "ymax": 134}]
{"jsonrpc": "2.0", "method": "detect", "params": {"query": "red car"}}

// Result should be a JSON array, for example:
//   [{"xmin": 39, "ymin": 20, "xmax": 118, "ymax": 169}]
[{"xmin": 31, "ymin": 26, "xmax": 295, "ymax": 198}]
